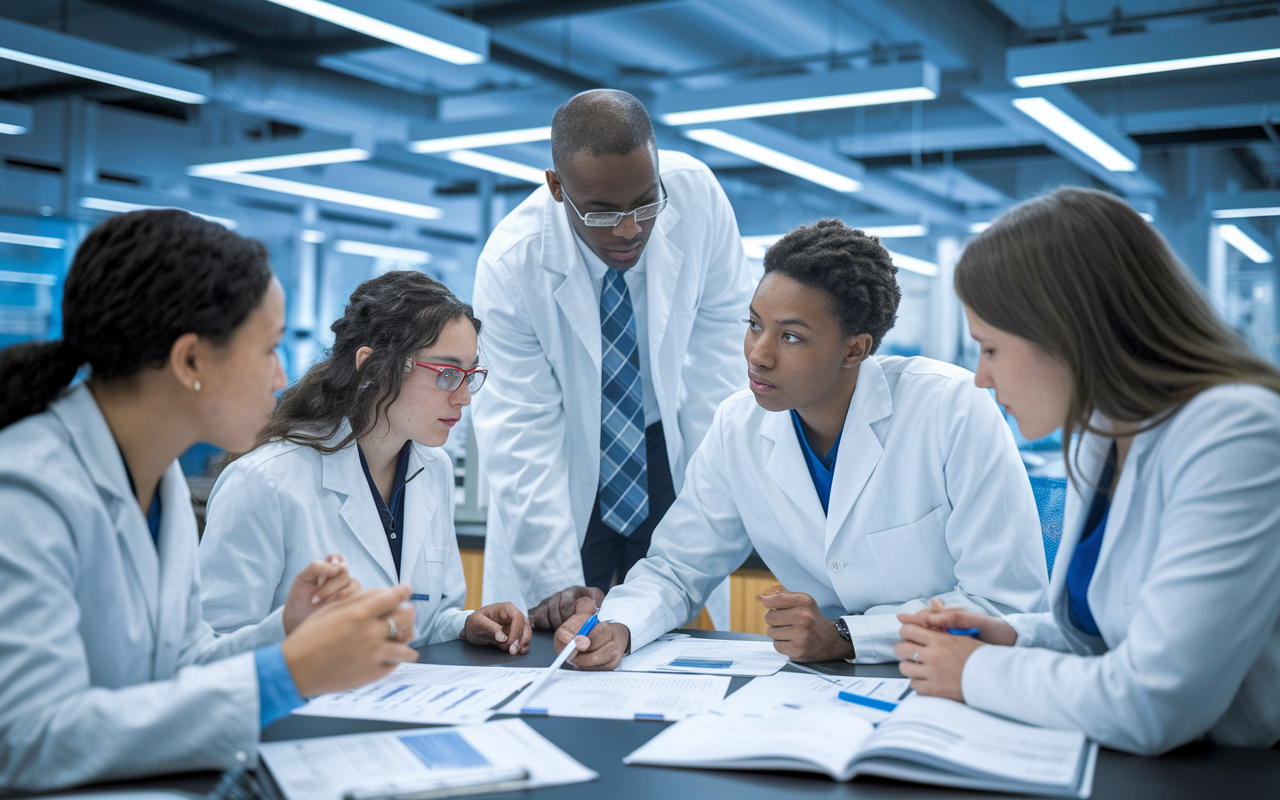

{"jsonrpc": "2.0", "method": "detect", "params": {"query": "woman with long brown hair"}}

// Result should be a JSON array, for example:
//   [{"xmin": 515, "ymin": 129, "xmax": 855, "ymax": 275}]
[
  {"xmin": 199, "ymin": 270, "xmax": 531, "ymax": 655},
  {"xmin": 896, "ymin": 187, "xmax": 1280, "ymax": 754}
]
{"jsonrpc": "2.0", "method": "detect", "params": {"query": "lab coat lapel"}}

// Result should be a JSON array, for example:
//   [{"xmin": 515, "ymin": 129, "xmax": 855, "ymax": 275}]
[
  {"xmin": 644, "ymin": 204, "xmax": 684, "ymax": 408},
  {"xmin": 760, "ymin": 412, "xmax": 828, "ymax": 532},
  {"xmin": 322, "ymin": 434, "xmax": 399, "ymax": 585},
  {"xmin": 153, "ymin": 461, "xmax": 198, "ymax": 678},
  {"xmin": 545, "ymin": 199, "xmax": 602, "ymax": 373},
  {"xmin": 51, "ymin": 385, "xmax": 160, "ymax": 625},
  {"xmin": 397, "ymin": 446, "xmax": 440, "ymax": 583},
  {"xmin": 824, "ymin": 358, "xmax": 891, "ymax": 550}
]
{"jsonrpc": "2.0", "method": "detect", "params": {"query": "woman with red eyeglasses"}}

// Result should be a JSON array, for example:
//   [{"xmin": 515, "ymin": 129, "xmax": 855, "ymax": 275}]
[{"xmin": 200, "ymin": 270, "xmax": 531, "ymax": 655}]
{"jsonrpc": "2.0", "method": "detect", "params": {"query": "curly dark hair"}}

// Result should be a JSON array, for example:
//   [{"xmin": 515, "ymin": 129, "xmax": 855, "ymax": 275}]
[
  {"xmin": 0, "ymin": 209, "xmax": 273, "ymax": 430},
  {"xmin": 762, "ymin": 218, "xmax": 901, "ymax": 353},
  {"xmin": 250, "ymin": 270, "xmax": 481, "ymax": 455}
]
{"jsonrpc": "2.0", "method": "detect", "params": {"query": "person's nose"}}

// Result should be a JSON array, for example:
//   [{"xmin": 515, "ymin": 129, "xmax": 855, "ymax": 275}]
[{"xmin": 613, "ymin": 212, "xmax": 641, "ymax": 240}]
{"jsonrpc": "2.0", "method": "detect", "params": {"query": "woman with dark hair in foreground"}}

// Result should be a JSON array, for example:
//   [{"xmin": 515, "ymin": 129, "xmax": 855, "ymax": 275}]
[{"xmin": 0, "ymin": 210, "xmax": 418, "ymax": 791}]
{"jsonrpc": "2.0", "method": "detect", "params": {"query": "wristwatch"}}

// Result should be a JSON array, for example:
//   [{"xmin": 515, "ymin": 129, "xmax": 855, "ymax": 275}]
[{"xmin": 833, "ymin": 618, "xmax": 855, "ymax": 657}]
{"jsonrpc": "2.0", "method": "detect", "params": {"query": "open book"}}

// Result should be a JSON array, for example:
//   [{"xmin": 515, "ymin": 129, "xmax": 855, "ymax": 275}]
[{"xmin": 624, "ymin": 695, "xmax": 1097, "ymax": 799}]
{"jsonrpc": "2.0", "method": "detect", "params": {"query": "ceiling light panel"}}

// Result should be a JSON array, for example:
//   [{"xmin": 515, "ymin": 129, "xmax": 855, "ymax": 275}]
[
  {"xmin": 263, "ymin": 0, "xmax": 488, "ymax": 65},
  {"xmin": 1012, "ymin": 97, "xmax": 1137, "ymax": 172},
  {"xmin": 1008, "ymin": 15, "xmax": 1280, "ymax": 87},
  {"xmin": 0, "ymin": 99, "xmax": 32, "ymax": 135},
  {"xmin": 445, "ymin": 150, "xmax": 545, "ymax": 184},
  {"xmin": 1218, "ymin": 224, "xmax": 1274, "ymax": 264},
  {"xmin": 0, "ymin": 18, "xmax": 209, "ymax": 104},
  {"xmin": 657, "ymin": 62, "xmax": 938, "ymax": 126},
  {"xmin": 685, "ymin": 125, "xmax": 863, "ymax": 193},
  {"xmin": 189, "ymin": 148, "xmax": 372, "ymax": 176},
  {"xmin": 334, "ymin": 239, "xmax": 431, "ymax": 263},
  {"xmin": 0, "ymin": 231, "xmax": 65, "ymax": 249},
  {"xmin": 189, "ymin": 172, "xmax": 443, "ymax": 220},
  {"xmin": 78, "ymin": 197, "xmax": 237, "ymax": 228}
]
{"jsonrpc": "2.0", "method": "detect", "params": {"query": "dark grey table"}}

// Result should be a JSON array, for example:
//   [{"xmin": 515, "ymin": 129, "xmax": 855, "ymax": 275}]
[{"xmin": 41, "ymin": 629, "xmax": 1280, "ymax": 798}]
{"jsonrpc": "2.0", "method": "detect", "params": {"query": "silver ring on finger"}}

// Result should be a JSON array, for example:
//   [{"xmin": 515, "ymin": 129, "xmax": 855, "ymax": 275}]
[
  {"xmin": 912, "ymin": 650, "xmax": 921, "ymax": 662},
  {"xmin": 387, "ymin": 617, "xmax": 399, "ymax": 641}
]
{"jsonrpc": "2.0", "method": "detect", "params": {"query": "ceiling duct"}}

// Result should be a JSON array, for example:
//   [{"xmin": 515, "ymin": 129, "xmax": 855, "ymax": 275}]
[{"xmin": 208, "ymin": 58, "xmax": 437, "ymax": 142}]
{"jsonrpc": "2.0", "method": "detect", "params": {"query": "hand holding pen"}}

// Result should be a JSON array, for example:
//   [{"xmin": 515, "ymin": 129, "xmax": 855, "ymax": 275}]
[
  {"xmin": 552, "ymin": 596, "xmax": 631, "ymax": 671},
  {"xmin": 897, "ymin": 598, "xmax": 1018, "ymax": 646}
]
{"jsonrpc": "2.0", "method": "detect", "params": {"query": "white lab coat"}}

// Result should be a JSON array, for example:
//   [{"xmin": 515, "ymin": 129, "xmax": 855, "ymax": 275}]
[
  {"xmin": 200, "ymin": 424, "xmax": 471, "ymax": 647},
  {"xmin": 601, "ymin": 356, "xmax": 1049, "ymax": 662},
  {"xmin": 962, "ymin": 384, "xmax": 1280, "ymax": 754},
  {"xmin": 0, "ymin": 384, "xmax": 281, "ymax": 791},
  {"xmin": 472, "ymin": 150, "xmax": 755, "ymax": 621}
]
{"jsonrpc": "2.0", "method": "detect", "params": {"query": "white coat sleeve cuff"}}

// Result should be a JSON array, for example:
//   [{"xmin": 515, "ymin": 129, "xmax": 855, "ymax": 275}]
[
  {"xmin": 1005, "ymin": 611, "xmax": 1065, "ymax": 649},
  {"xmin": 599, "ymin": 597, "xmax": 674, "ymax": 655},
  {"xmin": 843, "ymin": 613, "xmax": 905, "ymax": 664}
]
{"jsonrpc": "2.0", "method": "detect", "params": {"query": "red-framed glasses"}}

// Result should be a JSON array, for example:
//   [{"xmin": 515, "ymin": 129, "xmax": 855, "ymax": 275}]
[{"xmin": 413, "ymin": 361, "xmax": 488, "ymax": 393}]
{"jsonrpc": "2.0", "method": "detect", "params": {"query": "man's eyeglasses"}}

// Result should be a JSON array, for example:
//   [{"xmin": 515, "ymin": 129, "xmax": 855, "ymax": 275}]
[
  {"xmin": 412, "ymin": 361, "xmax": 488, "ymax": 393},
  {"xmin": 561, "ymin": 182, "xmax": 668, "ymax": 228}
]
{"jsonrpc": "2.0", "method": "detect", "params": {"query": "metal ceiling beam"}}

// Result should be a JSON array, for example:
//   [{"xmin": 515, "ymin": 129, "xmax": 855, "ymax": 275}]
[{"xmin": 445, "ymin": 0, "xmax": 674, "ymax": 29}]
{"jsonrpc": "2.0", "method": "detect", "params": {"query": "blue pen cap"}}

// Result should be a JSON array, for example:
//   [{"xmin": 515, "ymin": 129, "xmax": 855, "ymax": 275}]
[{"xmin": 946, "ymin": 627, "xmax": 981, "ymax": 638}]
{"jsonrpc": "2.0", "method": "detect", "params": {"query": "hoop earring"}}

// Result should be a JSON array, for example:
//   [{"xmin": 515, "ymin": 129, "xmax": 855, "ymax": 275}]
[{"xmin": 193, "ymin": 381, "xmax": 201, "ymax": 392}]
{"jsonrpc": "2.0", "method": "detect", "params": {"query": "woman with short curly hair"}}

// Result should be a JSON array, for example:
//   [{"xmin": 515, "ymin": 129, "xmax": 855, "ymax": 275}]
[{"xmin": 554, "ymin": 218, "xmax": 1049, "ymax": 670}]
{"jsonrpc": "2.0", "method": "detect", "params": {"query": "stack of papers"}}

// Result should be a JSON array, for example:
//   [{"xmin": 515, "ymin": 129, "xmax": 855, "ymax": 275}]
[
  {"xmin": 294, "ymin": 663, "xmax": 730, "ymax": 725},
  {"xmin": 618, "ymin": 634, "xmax": 789, "ymax": 677},
  {"xmin": 261, "ymin": 718, "xmax": 596, "ymax": 800}
]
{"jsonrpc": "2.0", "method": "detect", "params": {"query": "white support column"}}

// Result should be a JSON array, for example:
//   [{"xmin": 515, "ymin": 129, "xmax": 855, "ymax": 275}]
[
  {"xmin": 1207, "ymin": 224, "xmax": 1228, "ymax": 316},
  {"xmin": 457, "ymin": 176, "xmax": 496, "ymax": 524},
  {"xmin": 927, "ymin": 235, "xmax": 961, "ymax": 365}
]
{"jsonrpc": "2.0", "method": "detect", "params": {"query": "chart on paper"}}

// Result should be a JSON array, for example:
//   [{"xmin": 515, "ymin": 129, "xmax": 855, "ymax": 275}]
[
  {"xmin": 618, "ymin": 634, "xmax": 790, "ymax": 676},
  {"xmin": 502, "ymin": 670, "xmax": 731, "ymax": 721},
  {"xmin": 293, "ymin": 663, "xmax": 544, "ymax": 725},
  {"xmin": 719, "ymin": 672, "xmax": 912, "ymax": 723}
]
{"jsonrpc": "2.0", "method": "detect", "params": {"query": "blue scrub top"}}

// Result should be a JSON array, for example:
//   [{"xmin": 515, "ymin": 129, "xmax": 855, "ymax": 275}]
[
  {"xmin": 790, "ymin": 410, "xmax": 841, "ymax": 514},
  {"xmin": 1065, "ymin": 443, "xmax": 1118, "ymax": 637}
]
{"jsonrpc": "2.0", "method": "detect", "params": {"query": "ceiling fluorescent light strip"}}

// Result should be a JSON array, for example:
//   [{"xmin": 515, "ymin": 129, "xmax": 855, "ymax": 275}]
[
  {"xmin": 334, "ymin": 239, "xmax": 431, "ymax": 263},
  {"xmin": 190, "ymin": 172, "xmax": 442, "ymax": 220},
  {"xmin": 410, "ymin": 126, "xmax": 552, "ymax": 154},
  {"xmin": 1011, "ymin": 97, "xmax": 1136, "ymax": 172},
  {"xmin": 1212, "ymin": 207, "xmax": 1280, "ymax": 219},
  {"xmin": 190, "ymin": 148, "xmax": 371, "ymax": 176},
  {"xmin": 0, "ymin": 269, "xmax": 57, "ymax": 286},
  {"xmin": 861, "ymin": 224, "xmax": 927, "ymax": 239},
  {"xmin": 1217, "ymin": 224, "xmax": 1274, "ymax": 264},
  {"xmin": 0, "ymin": 123, "xmax": 25, "ymax": 135},
  {"xmin": 1013, "ymin": 47, "xmax": 1280, "ymax": 88},
  {"xmin": 662, "ymin": 86, "xmax": 937, "ymax": 126},
  {"xmin": 263, "ymin": 0, "xmax": 485, "ymax": 65},
  {"xmin": 0, "ymin": 45, "xmax": 206, "ymax": 104},
  {"xmin": 0, "ymin": 231, "xmax": 65, "ymax": 249},
  {"xmin": 887, "ymin": 250, "xmax": 939, "ymax": 277},
  {"xmin": 687, "ymin": 129, "xmax": 861, "ymax": 193},
  {"xmin": 79, "ymin": 197, "xmax": 237, "ymax": 228},
  {"xmin": 445, "ymin": 150, "xmax": 545, "ymax": 184},
  {"xmin": 300, "ymin": 229, "xmax": 327, "ymax": 244}
]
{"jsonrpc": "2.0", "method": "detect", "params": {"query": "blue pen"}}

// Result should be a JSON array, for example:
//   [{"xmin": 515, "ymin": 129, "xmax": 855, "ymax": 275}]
[
  {"xmin": 946, "ymin": 627, "xmax": 981, "ymax": 638},
  {"xmin": 517, "ymin": 613, "xmax": 599, "ymax": 713}
]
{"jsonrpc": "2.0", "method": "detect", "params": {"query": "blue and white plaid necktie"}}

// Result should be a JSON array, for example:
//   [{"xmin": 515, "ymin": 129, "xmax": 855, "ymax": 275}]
[{"xmin": 598, "ymin": 269, "xmax": 648, "ymax": 536}]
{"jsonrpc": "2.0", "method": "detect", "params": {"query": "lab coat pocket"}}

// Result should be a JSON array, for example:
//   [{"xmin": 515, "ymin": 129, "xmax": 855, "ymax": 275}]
[
  {"xmin": 408, "ymin": 546, "xmax": 450, "ymax": 630},
  {"xmin": 865, "ymin": 504, "xmax": 952, "ymax": 602}
]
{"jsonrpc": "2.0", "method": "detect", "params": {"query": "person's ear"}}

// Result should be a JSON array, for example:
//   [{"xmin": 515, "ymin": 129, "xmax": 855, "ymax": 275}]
[
  {"xmin": 168, "ymin": 332, "xmax": 203, "ymax": 392},
  {"xmin": 545, "ymin": 169, "xmax": 563, "ymax": 202},
  {"xmin": 843, "ymin": 333, "xmax": 874, "ymax": 369},
  {"xmin": 354, "ymin": 346, "xmax": 374, "ymax": 371}
]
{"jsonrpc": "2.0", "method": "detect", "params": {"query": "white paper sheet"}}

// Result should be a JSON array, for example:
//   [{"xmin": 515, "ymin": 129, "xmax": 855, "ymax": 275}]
[
  {"xmin": 617, "ymin": 635, "xmax": 789, "ymax": 676},
  {"xmin": 718, "ymin": 672, "xmax": 912, "ymax": 724},
  {"xmin": 293, "ymin": 664, "xmax": 544, "ymax": 725},
  {"xmin": 501, "ymin": 670, "xmax": 731, "ymax": 721},
  {"xmin": 260, "ymin": 718, "xmax": 597, "ymax": 800}
]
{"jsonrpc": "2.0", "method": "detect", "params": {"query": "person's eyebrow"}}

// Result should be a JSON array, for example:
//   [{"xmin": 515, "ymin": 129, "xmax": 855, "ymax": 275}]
[
  {"xmin": 774, "ymin": 317, "xmax": 812, "ymax": 329},
  {"xmin": 584, "ymin": 182, "xmax": 659, "ymax": 210},
  {"xmin": 422, "ymin": 354, "xmax": 464, "ymax": 367}
]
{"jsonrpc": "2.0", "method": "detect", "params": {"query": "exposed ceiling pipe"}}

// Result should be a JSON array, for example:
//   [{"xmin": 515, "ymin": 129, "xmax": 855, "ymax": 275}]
[{"xmin": 207, "ymin": 57, "xmax": 437, "ymax": 143}]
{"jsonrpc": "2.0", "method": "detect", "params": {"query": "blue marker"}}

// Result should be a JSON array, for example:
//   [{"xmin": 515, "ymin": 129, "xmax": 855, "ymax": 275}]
[{"xmin": 946, "ymin": 627, "xmax": 981, "ymax": 638}]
